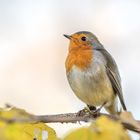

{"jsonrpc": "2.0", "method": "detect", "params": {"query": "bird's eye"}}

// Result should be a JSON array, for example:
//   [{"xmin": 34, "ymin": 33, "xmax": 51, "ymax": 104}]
[{"xmin": 81, "ymin": 36, "xmax": 86, "ymax": 41}]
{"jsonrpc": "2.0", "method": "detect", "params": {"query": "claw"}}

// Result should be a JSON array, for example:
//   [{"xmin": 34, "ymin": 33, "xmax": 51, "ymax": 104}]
[
  {"xmin": 77, "ymin": 107, "xmax": 90, "ymax": 116},
  {"xmin": 77, "ymin": 103, "xmax": 106, "ymax": 117}
]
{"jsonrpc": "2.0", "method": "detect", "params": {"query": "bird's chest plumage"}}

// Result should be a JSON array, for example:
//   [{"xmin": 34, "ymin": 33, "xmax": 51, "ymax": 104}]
[{"xmin": 66, "ymin": 50, "xmax": 114, "ymax": 106}]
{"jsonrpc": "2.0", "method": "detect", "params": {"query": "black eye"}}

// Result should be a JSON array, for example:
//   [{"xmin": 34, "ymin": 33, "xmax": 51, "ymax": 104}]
[{"xmin": 81, "ymin": 36, "xmax": 86, "ymax": 41}]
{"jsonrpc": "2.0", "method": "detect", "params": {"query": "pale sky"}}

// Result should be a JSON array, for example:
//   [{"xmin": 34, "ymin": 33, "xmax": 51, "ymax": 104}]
[{"xmin": 0, "ymin": 0, "xmax": 140, "ymax": 138}]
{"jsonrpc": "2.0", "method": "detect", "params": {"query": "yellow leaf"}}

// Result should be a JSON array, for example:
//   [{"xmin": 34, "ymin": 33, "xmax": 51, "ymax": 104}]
[
  {"xmin": 0, "ymin": 107, "xmax": 59, "ymax": 140},
  {"xmin": 0, "ymin": 107, "xmax": 31, "ymax": 119},
  {"xmin": 64, "ymin": 116, "xmax": 131, "ymax": 140}
]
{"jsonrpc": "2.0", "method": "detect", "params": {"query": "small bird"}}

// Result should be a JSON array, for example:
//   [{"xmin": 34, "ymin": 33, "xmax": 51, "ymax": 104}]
[{"xmin": 64, "ymin": 31, "xmax": 127, "ymax": 115}]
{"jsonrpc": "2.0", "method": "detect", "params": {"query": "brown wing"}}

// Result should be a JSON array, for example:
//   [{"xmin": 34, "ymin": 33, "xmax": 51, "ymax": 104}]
[{"xmin": 98, "ymin": 48, "xmax": 127, "ymax": 110}]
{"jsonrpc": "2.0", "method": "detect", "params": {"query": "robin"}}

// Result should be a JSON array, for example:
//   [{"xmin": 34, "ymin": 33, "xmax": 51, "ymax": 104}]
[{"xmin": 64, "ymin": 31, "xmax": 127, "ymax": 115}]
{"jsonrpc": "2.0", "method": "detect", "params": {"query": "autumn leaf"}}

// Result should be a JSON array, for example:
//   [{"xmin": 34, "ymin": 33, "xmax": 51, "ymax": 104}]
[
  {"xmin": 64, "ymin": 116, "xmax": 131, "ymax": 140},
  {"xmin": 0, "ymin": 107, "xmax": 59, "ymax": 140}
]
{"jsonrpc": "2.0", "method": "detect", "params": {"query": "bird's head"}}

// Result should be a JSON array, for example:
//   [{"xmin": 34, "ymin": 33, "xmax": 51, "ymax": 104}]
[{"xmin": 64, "ymin": 31, "xmax": 101, "ymax": 51}]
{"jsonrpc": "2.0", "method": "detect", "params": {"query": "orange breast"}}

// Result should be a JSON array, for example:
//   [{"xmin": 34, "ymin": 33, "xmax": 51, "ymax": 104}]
[{"xmin": 65, "ymin": 46, "xmax": 93, "ymax": 72}]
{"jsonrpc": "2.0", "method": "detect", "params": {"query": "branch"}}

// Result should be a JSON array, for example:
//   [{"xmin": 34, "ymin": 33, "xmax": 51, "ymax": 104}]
[{"xmin": 1, "ymin": 109, "xmax": 140, "ymax": 133}]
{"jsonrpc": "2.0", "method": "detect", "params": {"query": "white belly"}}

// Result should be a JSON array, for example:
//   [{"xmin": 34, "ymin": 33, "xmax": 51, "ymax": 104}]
[{"xmin": 67, "ymin": 64, "xmax": 115, "ymax": 107}]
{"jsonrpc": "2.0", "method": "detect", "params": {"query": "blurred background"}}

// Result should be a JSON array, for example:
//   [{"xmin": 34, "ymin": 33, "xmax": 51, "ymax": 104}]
[{"xmin": 0, "ymin": 0, "xmax": 140, "ymax": 138}]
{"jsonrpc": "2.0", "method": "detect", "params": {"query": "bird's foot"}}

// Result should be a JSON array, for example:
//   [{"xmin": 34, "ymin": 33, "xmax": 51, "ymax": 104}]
[
  {"xmin": 77, "ymin": 103, "xmax": 106, "ymax": 117},
  {"xmin": 77, "ymin": 107, "xmax": 100, "ymax": 117},
  {"xmin": 77, "ymin": 107, "xmax": 91, "ymax": 116}
]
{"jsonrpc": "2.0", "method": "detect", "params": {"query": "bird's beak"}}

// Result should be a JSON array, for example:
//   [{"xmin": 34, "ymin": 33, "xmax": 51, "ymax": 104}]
[{"xmin": 63, "ymin": 34, "xmax": 71, "ymax": 39}]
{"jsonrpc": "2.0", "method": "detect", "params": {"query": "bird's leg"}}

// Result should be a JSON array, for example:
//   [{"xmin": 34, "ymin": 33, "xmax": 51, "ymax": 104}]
[
  {"xmin": 85, "ymin": 102, "xmax": 107, "ymax": 117},
  {"xmin": 87, "ymin": 105, "xmax": 97, "ymax": 111},
  {"xmin": 92, "ymin": 102, "xmax": 107, "ymax": 115},
  {"xmin": 87, "ymin": 105, "xmax": 100, "ymax": 117}
]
